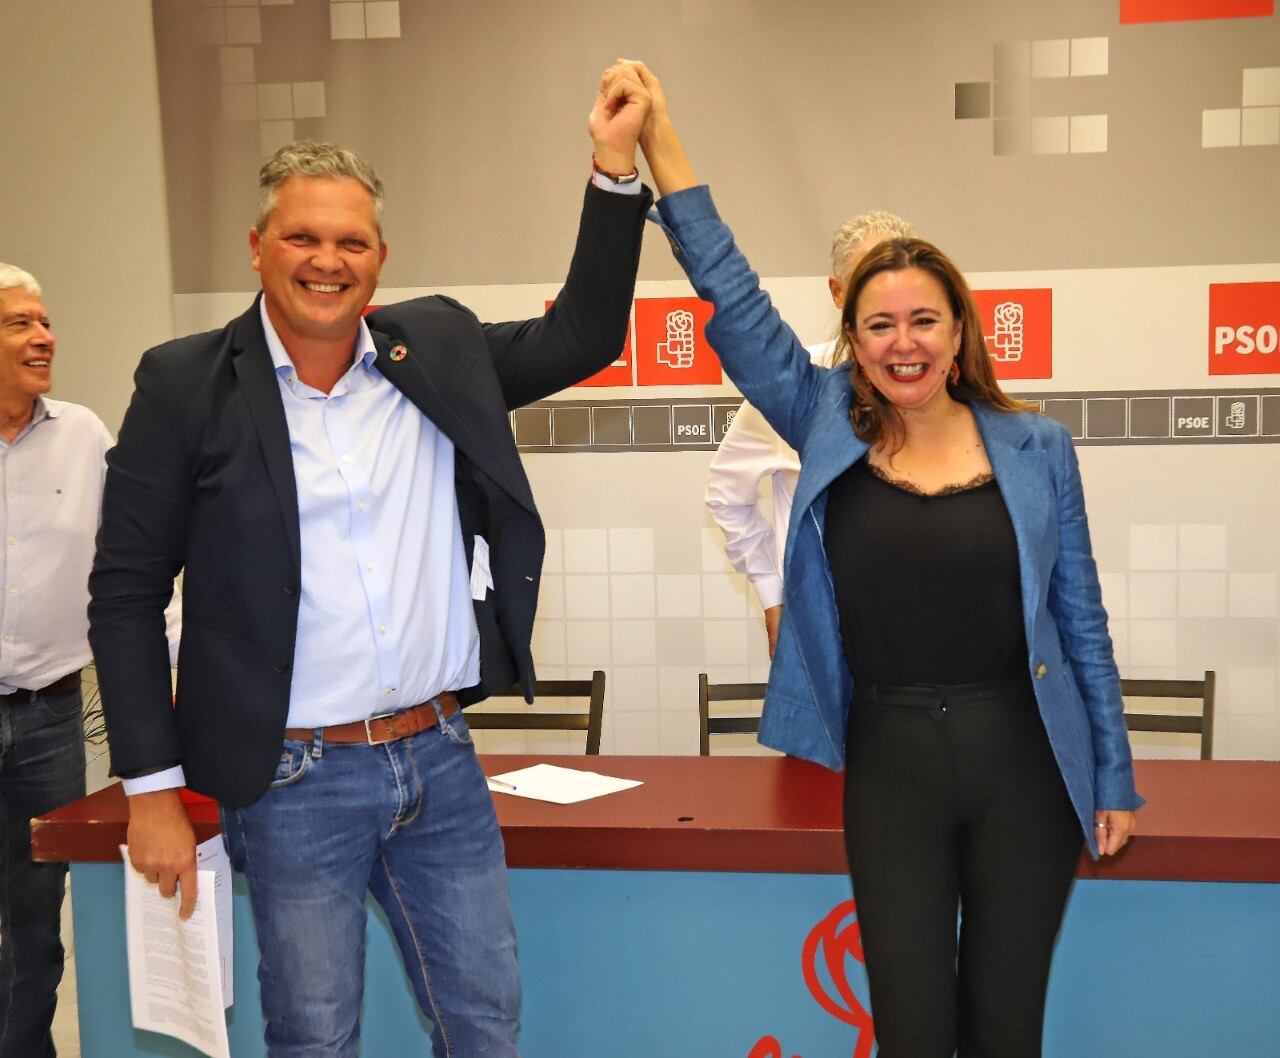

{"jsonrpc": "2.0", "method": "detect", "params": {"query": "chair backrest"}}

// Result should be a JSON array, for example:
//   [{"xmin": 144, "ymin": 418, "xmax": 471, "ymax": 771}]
[
  {"xmin": 697, "ymin": 673, "xmax": 767, "ymax": 755},
  {"xmin": 1120, "ymin": 670, "xmax": 1215, "ymax": 760},
  {"xmin": 466, "ymin": 671, "xmax": 605, "ymax": 754}
]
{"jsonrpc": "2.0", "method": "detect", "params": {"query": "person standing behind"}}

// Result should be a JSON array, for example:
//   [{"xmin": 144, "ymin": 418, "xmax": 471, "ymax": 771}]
[
  {"xmin": 0, "ymin": 263, "xmax": 112, "ymax": 1058},
  {"xmin": 705, "ymin": 212, "xmax": 913, "ymax": 655},
  {"xmin": 627, "ymin": 61, "xmax": 1140, "ymax": 1058},
  {"xmin": 90, "ymin": 68, "xmax": 653, "ymax": 1058}
]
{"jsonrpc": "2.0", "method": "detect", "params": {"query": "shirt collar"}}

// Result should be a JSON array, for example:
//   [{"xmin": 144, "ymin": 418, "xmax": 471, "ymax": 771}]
[
  {"xmin": 258, "ymin": 297, "xmax": 378, "ymax": 380},
  {"xmin": 0, "ymin": 396, "xmax": 52, "ymax": 449}
]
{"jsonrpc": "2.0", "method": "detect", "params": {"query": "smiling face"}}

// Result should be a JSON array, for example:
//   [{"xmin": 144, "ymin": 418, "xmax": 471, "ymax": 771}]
[
  {"xmin": 248, "ymin": 175, "xmax": 386, "ymax": 355},
  {"xmin": 0, "ymin": 286, "xmax": 55, "ymax": 405},
  {"xmin": 849, "ymin": 266, "xmax": 962, "ymax": 416}
]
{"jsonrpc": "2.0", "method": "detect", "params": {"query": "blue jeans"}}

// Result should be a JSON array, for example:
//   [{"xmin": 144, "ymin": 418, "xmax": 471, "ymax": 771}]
[
  {"xmin": 220, "ymin": 703, "xmax": 520, "ymax": 1058},
  {"xmin": 0, "ymin": 686, "xmax": 86, "ymax": 1058}
]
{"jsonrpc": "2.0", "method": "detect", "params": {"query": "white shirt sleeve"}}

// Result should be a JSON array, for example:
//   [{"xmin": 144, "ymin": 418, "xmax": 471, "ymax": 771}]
[
  {"xmin": 704, "ymin": 399, "xmax": 794, "ymax": 611},
  {"xmin": 121, "ymin": 765, "xmax": 187, "ymax": 796},
  {"xmin": 163, "ymin": 581, "xmax": 183, "ymax": 668},
  {"xmin": 704, "ymin": 341, "xmax": 835, "ymax": 612},
  {"xmin": 589, "ymin": 170, "xmax": 643, "ymax": 195}
]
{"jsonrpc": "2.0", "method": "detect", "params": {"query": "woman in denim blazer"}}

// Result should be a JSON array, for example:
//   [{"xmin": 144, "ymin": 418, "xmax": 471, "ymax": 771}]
[{"xmin": 613, "ymin": 60, "xmax": 1143, "ymax": 1058}]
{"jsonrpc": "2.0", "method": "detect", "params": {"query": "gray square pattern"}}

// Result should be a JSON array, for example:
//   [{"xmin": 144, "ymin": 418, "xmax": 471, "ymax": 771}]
[
  {"xmin": 1086, "ymin": 398, "xmax": 1127, "ymax": 439},
  {"xmin": 956, "ymin": 82, "xmax": 992, "ymax": 120},
  {"xmin": 632, "ymin": 406, "xmax": 673, "ymax": 446},
  {"xmin": 1129, "ymin": 397, "xmax": 1171, "ymax": 438},
  {"xmin": 519, "ymin": 390, "xmax": 1280, "ymax": 453},
  {"xmin": 592, "ymin": 407, "xmax": 632, "ymax": 446}
]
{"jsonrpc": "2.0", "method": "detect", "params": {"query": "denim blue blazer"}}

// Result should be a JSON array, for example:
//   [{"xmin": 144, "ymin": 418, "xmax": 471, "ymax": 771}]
[{"xmin": 654, "ymin": 186, "xmax": 1142, "ymax": 856}]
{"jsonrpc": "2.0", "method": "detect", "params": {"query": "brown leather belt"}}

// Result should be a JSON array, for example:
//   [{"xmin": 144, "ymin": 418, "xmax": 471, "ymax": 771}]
[
  {"xmin": 0, "ymin": 669, "xmax": 82, "ymax": 704},
  {"xmin": 283, "ymin": 692, "xmax": 461, "ymax": 746}
]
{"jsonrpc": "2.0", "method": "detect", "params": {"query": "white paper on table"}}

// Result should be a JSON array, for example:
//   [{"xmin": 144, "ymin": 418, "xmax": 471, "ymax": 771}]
[
  {"xmin": 486, "ymin": 763, "xmax": 643, "ymax": 804},
  {"xmin": 121, "ymin": 836, "xmax": 232, "ymax": 1058}
]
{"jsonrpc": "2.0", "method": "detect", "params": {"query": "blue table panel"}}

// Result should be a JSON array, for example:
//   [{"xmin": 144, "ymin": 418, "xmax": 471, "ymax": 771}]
[{"xmin": 69, "ymin": 864, "xmax": 1280, "ymax": 1057}]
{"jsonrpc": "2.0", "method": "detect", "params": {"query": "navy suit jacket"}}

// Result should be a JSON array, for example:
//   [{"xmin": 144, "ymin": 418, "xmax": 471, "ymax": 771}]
[{"xmin": 89, "ymin": 183, "xmax": 649, "ymax": 807}]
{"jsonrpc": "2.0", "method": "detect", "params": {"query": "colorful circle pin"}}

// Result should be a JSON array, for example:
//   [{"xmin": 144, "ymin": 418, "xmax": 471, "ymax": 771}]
[{"xmin": 389, "ymin": 344, "xmax": 408, "ymax": 362}]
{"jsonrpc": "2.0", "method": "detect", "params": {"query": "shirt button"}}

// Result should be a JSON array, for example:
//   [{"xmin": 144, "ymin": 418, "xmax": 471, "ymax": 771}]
[
  {"xmin": 365, "ymin": 562, "xmax": 373, "ymax": 572},
  {"xmin": 384, "ymin": 688, "xmax": 393, "ymax": 697},
  {"xmin": 357, "ymin": 501, "xmax": 366, "ymax": 511},
  {"xmin": 341, "ymin": 454, "xmax": 352, "ymax": 464},
  {"xmin": 378, "ymin": 623, "xmax": 387, "ymax": 634},
  {"xmin": 7, "ymin": 587, "xmax": 16, "ymax": 594},
  {"xmin": 1034, "ymin": 663, "xmax": 1048, "ymax": 679},
  {"xmin": 6, "ymin": 538, "xmax": 14, "ymax": 546}
]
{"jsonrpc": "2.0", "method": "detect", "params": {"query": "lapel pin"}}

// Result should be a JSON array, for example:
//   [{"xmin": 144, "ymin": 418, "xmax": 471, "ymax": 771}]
[{"xmin": 389, "ymin": 343, "xmax": 408, "ymax": 362}]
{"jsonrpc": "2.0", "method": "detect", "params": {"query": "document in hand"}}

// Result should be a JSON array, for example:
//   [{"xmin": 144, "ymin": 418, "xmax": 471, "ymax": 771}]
[
  {"xmin": 486, "ymin": 762, "xmax": 643, "ymax": 804},
  {"xmin": 121, "ymin": 835, "xmax": 233, "ymax": 1058}
]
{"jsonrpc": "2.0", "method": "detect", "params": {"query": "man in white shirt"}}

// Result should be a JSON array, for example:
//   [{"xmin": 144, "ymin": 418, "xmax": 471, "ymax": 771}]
[
  {"xmin": 705, "ymin": 211, "xmax": 914, "ymax": 655},
  {"xmin": 0, "ymin": 263, "xmax": 112, "ymax": 1058}
]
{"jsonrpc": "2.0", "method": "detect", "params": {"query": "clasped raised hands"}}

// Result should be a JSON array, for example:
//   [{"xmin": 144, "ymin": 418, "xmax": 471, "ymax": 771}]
[{"xmin": 588, "ymin": 60, "xmax": 653, "ymax": 176}]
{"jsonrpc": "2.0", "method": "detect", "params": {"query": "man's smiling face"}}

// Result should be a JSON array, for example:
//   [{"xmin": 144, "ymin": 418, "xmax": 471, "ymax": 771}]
[
  {"xmin": 0, "ymin": 286, "xmax": 55, "ymax": 404},
  {"xmin": 249, "ymin": 175, "xmax": 386, "ymax": 352}
]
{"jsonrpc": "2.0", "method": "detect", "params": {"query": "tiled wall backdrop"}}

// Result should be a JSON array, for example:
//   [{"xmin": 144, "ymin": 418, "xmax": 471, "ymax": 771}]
[
  {"xmin": 157, "ymin": 0, "xmax": 1278, "ymax": 761},
  {"xmin": 511, "ymin": 444, "xmax": 1280, "ymax": 762},
  {"xmin": 175, "ymin": 256, "xmax": 1280, "ymax": 761}
]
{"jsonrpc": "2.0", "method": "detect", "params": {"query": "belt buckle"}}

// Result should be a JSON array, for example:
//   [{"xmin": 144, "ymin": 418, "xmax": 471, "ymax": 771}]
[{"xmin": 362, "ymin": 710, "xmax": 399, "ymax": 746}]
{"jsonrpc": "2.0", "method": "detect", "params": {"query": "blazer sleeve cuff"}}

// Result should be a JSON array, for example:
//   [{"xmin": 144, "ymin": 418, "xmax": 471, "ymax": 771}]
[{"xmin": 1094, "ymin": 769, "xmax": 1146, "ymax": 811}]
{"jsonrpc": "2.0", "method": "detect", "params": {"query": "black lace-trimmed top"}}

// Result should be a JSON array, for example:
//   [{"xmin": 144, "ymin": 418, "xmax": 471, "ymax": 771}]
[
  {"xmin": 822, "ymin": 457, "xmax": 1027, "ymax": 686},
  {"xmin": 865, "ymin": 461, "xmax": 995, "ymax": 497}
]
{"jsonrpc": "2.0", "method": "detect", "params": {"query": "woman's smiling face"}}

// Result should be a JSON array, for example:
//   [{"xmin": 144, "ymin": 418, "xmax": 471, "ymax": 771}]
[{"xmin": 849, "ymin": 266, "xmax": 962, "ymax": 415}]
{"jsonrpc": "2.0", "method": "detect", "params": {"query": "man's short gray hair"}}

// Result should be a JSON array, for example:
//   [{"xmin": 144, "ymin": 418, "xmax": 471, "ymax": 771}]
[
  {"xmin": 0, "ymin": 263, "xmax": 41, "ymax": 297},
  {"xmin": 830, "ymin": 211, "xmax": 915, "ymax": 278},
  {"xmin": 255, "ymin": 140, "xmax": 385, "ymax": 237}
]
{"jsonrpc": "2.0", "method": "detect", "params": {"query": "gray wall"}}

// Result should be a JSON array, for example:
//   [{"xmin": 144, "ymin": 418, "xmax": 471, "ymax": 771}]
[
  {"xmin": 152, "ymin": 0, "xmax": 1279, "ymax": 293},
  {"xmin": 1, "ymin": 0, "xmax": 174, "ymax": 433}
]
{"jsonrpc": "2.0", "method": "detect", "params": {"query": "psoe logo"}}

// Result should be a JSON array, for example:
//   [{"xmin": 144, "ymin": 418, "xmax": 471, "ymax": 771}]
[
  {"xmin": 972, "ymin": 288, "xmax": 1053, "ymax": 381},
  {"xmin": 1209, "ymin": 282, "xmax": 1280, "ymax": 376},
  {"xmin": 633, "ymin": 296, "xmax": 722, "ymax": 386}
]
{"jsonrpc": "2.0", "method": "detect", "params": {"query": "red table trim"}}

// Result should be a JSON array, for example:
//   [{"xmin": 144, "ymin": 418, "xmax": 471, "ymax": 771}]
[{"xmin": 31, "ymin": 757, "xmax": 1280, "ymax": 882}]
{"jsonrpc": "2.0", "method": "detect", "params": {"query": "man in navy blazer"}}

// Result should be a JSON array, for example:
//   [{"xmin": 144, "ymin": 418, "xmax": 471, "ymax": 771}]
[{"xmin": 89, "ymin": 67, "xmax": 653, "ymax": 1056}]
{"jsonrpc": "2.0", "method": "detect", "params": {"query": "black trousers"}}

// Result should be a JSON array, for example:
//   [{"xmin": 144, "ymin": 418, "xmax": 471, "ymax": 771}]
[{"xmin": 843, "ymin": 677, "xmax": 1082, "ymax": 1058}]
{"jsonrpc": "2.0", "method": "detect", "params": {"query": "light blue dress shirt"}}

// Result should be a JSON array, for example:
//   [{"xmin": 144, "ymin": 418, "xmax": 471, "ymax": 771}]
[
  {"xmin": 124, "ymin": 306, "xmax": 480, "ymax": 794},
  {"xmin": 125, "ymin": 171, "xmax": 642, "ymax": 796}
]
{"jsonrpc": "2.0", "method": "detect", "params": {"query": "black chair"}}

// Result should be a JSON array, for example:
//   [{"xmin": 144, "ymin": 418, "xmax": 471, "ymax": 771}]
[
  {"xmin": 465, "ymin": 671, "xmax": 605, "ymax": 754},
  {"xmin": 1120, "ymin": 671, "xmax": 1215, "ymax": 760},
  {"xmin": 697, "ymin": 674, "xmax": 766, "ymax": 755}
]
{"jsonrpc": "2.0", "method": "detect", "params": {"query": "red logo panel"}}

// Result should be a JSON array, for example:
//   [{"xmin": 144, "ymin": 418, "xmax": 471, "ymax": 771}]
[
  {"xmin": 633, "ymin": 296, "xmax": 722, "ymax": 386},
  {"xmin": 972, "ymin": 288, "xmax": 1053, "ymax": 381},
  {"xmin": 1120, "ymin": 0, "xmax": 1272, "ymax": 22},
  {"xmin": 1209, "ymin": 281, "xmax": 1280, "ymax": 376}
]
